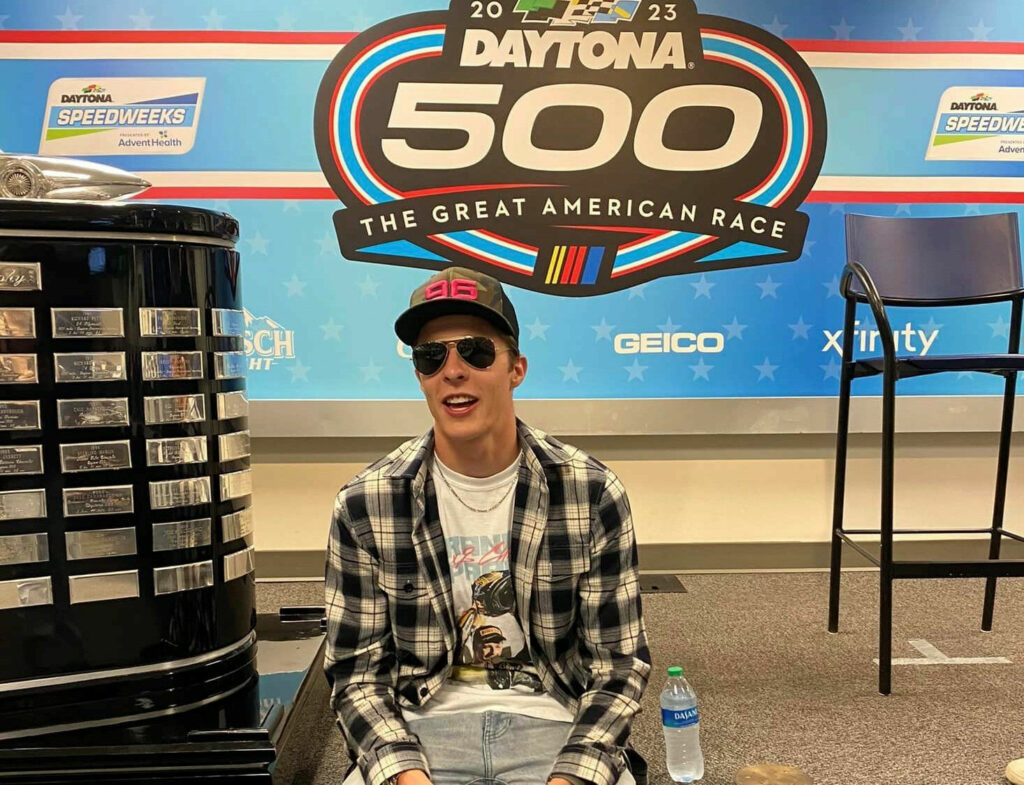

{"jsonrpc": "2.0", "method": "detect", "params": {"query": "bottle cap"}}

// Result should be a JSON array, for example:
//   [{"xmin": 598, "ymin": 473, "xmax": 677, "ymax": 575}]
[{"xmin": 667, "ymin": 666, "xmax": 683, "ymax": 677}]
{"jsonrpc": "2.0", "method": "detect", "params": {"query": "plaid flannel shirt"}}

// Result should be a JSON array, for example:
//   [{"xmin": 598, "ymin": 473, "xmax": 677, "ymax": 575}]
[{"xmin": 324, "ymin": 420, "xmax": 651, "ymax": 785}]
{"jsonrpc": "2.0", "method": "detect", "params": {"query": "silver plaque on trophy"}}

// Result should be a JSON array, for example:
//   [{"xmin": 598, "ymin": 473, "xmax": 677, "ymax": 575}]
[
  {"xmin": 154, "ymin": 559, "xmax": 214, "ymax": 595},
  {"xmin": 0, "ymin": 444, "xmax": 43, "ymax": 475},
  {"xmin": 220, "ymin": 469, "xmax": 252, "ymax": 500},
  {"xmin": 69, "ymin": 570, "xmax": 139, "ymax": 604},
  {"xmin": 0, "ymin": 532, "xmax": 48, "ymax": 566},
  {"xmin": 141, "ymin": 350, "xmax": 203, "ymax": 381},
  {"xmin": 143, "ymin": 393, "xmax": 205, "ymax": 425},
  {"xmin": 54, "ymin": 352, "xmax": 126, "ymax": 382},
  {"xmin": 0, "ymin": 354, "xmax": 38, "ymax": 384},
  {"xmin": 224, "ymin": 545, "xmax": 256, "ymax": 582},
  {"xmin": 222, "ymin": 507, "xmax": 254, "ymax": 543},
  {"xmin": 52, "ymin": 308, "xmax": 124, "ymax": 338},
  {"xmin": 0, "ymin": 488, "xmax": 45, "ymax": 520},
  {"xmin": 216, "ymin": 390, "xmax": 248, "ymax": 420},
  {"xmin": 0, "ymin": 262, "xmax": 41, "ymax": 292},
  {"xmin": 150, "ymin": 476, "xmax": 212, "ymax": 510},
  {"xmin": 66, "ymin": 527, "xmax": 137, "ymax": 560},
  {"xmin": 57, "ymin": 397, "xmax": 130, "ymax": 428},
  {"xmin": 146, "ymin": 435, "xmax": 207, "ymax": 466},
  {"xmin": 0, "ymin": 576, "xmax": 52, "ymax": 610},
  {"xmin": 0, "ymin": 308, "xmax": 35, "ymax": 338},
  {"xmin": 213, "ymin": 351, "xmax": 246, "ymax": 380},
  {"xmin": 60, "ymin": 440, "xmax": 132, "ymax": 473},
  {"xmin": 63, "ymin": 485, "xmax": 134, "ymax": 517},
  {"xmin": 139, "ymin": 307, "xmax": 202, "ymax": 337},
  {"xmin": 212, "ymin": 309, "xmax": 245, "ymax": 337},
  {"xmin": 219, "ymin": 430, "xmax": 250, "ymax": 462},
  {"xmin": 153, "ymin": 518, "xmax": 212, "ymax": 552},
  {"xmin": 0, "ymin": 400, "xmax": 40, "ymax": 430}
]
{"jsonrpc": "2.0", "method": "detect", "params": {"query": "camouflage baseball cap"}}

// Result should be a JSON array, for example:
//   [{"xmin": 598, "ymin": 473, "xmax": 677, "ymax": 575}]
[{"xmin": 395, "ymin": 266, "xmax": 519, "ymax": 346}]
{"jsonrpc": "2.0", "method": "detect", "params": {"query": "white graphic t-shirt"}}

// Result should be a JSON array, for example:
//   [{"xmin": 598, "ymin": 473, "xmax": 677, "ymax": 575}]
[{"xmin": 401, "ymin": 452, "xmax": 573, "ymax": 723}]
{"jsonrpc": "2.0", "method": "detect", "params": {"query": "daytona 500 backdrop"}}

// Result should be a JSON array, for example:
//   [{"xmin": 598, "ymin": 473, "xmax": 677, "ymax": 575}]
[{"xmin": 1, "ymin": 0, "xmax": 1023, "ymax": 401}]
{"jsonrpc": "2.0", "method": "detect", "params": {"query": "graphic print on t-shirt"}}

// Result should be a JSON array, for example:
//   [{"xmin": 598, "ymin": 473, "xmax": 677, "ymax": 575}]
[{"xmin": 448, "ymin": 535, "xmax": 542, "ymax": 692}]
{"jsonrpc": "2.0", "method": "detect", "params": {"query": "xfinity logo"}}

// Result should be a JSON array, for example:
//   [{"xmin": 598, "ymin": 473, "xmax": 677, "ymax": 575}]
[
  {"xmin": 614, "ymin": 331, "xmax": 724, "ymax": 354},
  {"xmin": 822, "ymin": 321, "xmax": 939, "ymax": 356}
]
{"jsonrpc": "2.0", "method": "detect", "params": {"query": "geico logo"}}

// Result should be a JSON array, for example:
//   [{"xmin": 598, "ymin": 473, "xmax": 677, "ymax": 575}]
[
  {"xmin": 244, "ymin": 329, "xmax": 295, "ymax": 358},
  {"xmin": 461, "ymin": 29, "xmax": 687, "ymax": 70},
  {"xmin": 614, "ymin": 332, "xmax": 725, "ymax": 354}
]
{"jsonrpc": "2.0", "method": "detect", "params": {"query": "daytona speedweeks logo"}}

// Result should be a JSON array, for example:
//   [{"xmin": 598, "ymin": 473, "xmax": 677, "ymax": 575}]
[{"xmin": 314, "ymin": 0, "xmax": 826, "ymax": 295}]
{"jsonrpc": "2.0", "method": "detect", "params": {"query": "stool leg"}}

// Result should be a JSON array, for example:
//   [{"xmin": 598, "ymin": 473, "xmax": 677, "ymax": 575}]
[
  {"xmin": 829, "ymin": 301, "xmax": 856, "ymax": 633},
  {"xmin": 879, "ymin": 368, "xmax": 896, "ymax": 695}
]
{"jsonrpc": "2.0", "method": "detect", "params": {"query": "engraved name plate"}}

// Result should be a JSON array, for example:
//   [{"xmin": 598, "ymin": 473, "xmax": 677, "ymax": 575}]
[
  {"xmin": 146, "ymin": 435, "xmax": 207, "ymax": 466},
  {"xmin": 66, "ymin": 527, "xmax": 137, "ymax": 560},
  {"xmin": 52, "ymin": 308, "xmax": 124, "ymax": 338},
  {"xmin": 219, "ymin": 430, "xmax": 250, "ymax": 462},
  {"xmin": 0, "ymin": 489, "xmax": 45, "ymax": 520},
  {"xmin": 212, "ymin": 309, "xmax": 245, "ymax": 337},
  {"xmin": 0, "ymin": 576, "xmax": 52, "ymax": 609},
  {"xmin": 224, "ymin": 545, "xmax": 256, "ymax": 582},
  {"xmin": 154, "ymin": 560, "xmax": 214, "ymax": 595},
  {"xmin": 150, "ymin": 476, "xmax": 212, "ymax": 509},
  {"xmin": 221, "ymin": 507, "xmax": 254, "ymax": 543},
  {"xmin": 0, "ymin": 263, "xmax": 41, "ymax": 292},
  {"xmin": 220, "ymin": 469, "xmax": 252, "ymax": 500},
  {"xmin": 0, "ymin": 309, "xmax": 35, "ymax": 338},
  {"xmin": 144, "ymin": 393, "xmax": 205, "ymax": 425},
  {"xmin": 0, "ymin": 533, "xmax": 48, "ymax": 566},
  {"xmin": 0, "ymin": 400, "xmax": 40, "ymax": 430},
  {"xmin": 139, "ymin": 307, "xmax": 202, "ymax": 337},
  {"xmin": 153, "ymin": 518, "xmax": 212, "ymax": 552},
  {"xmin": 54, "ymin": 352, "xmax": 126, "ymax": 382},
  {"xmin": 142, "ymin": 351, "xmax": 203, "ymax": 381},
  {"xmin": 63, "ymin": 485, "xmax": 134, "ymax": 517},
  {"xmin": 69, "ymin": 570, "xmax": 139, "ymax": 604},
  {"xmin": 0, "ymin": 354, "xmax": 37, "ymax": 384},
  {"xmin": 216, "ymin": 390, "xmax": 248, "ymax": 420},
  {"xmin": 213, "ymin": 352, "xmax": 246, "ymax": 380},
  {"xmin": 60, "ymin": 440, "xmax": 132, "ymax": 473},
  {"xmin": 0, "ymin": 445, "xmax": 43, "ymax": 475},
  {"xmin": 57, "ymin": 397, "xmax": 129, "ymax": 428}
]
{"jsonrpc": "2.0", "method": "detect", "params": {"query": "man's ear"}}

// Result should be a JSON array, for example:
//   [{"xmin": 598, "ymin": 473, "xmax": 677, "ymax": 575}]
[{"xmin": 510, "ymin": 354, "xmax": 527, "ymax": 390}]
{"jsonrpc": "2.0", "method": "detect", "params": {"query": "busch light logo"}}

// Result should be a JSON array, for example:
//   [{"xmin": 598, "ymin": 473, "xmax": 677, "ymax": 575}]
[
  {"xmin": 662, "ymin": 706, "xmax": 699, "ymax": 728},
  {"xmin": 243, "ymin": 309, "xmax": 295, "ymax": 371}
]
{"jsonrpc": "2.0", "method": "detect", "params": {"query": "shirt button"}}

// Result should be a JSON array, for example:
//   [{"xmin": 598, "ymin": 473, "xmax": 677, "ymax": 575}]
[
  {"xmin": 404, "ymin": 582, "xmax": 414, "ymax": 592},
  {"xmin": 419, "ymin": 687, "xmax": 429, "ymax": 697}
]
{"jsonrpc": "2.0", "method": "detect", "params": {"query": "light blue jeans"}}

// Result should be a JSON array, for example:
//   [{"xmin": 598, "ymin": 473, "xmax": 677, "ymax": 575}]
[{"xmin": 343, "ymin": 711, "xmax": 636, "ymax": 785}]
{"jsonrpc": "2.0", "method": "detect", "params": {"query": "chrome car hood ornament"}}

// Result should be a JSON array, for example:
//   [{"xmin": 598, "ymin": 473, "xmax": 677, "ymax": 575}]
[{"xmin": 0, "ymin": 153, "xmax": 150, "ymax": 200}]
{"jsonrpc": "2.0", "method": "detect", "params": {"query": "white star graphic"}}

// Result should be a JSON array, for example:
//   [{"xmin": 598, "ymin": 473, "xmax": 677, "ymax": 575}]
[
  {"xmin": 897, "ymin": 18, "xmax": 922, "ymax": 41},
  {"xmin": 283, "ymin": 200, "xmax": 301, "ymax": 213},
  {"xmin": 789, "ymin": 316, "xmax": 812, "ymax": 340},
  {"xmin": 658, "ymin": 316, "xmax": 680, "ymax": 333},
  {"xmin": 801, "ymin": 239, "xmax": 817, "ymax": 258},
  {"xmin": 276, "ymin": 9, "xmax": 296, "ymax": 30},
  {"xmin": 0, "ymin": 15, "xmax": 9, "ymax": 29},
  {"xmin": 202, "ymin": 8, "xmax": 226, "ymax": 29},
  {"xmin": 591, "ymin": 317, "xmax": 615, "ymax": 342},
  {"xmin": 690, "ymin": 357, "xmax": 713, "ymax": 381},
  {"xmin": 756, "ymin": 276, "xmax": 781, "ymax": 299},
  {"xmin": 360, "ymin": 360, "xmax": 383, "ymax": 382},
  {"xmin": 559, "ymin": 359, "xmax": 582, "ymax": 382},
  {"xmin": 968, "ymin": 19, "xmax": 994, "ymax": 41},
  {"xmin": 823, "ymin": 275, "xmax": 842, "ymax": 299},
  {"xmin": 525, "ymin": 317, "xmax": 550, "ymax": 340},
  {"xmin": 764, "ymin": 15, "xmax": 787, "ymax": 37},
  {"xmin": 957, "ymin": 371, "xmax": 977, "ymax": 380},
  {"xmin": 829, "ymin": 203, "xmax": 846, "ymax": 215},
  {"xmin": 245, "ymin": 231, "xmax": 269, "ymax": 255},
  {"xmin": 318, "ymin": 231, "xmax": 337, "ymax": 256},
  {"xmin": 627, "ymin": 284, "xmax": 648, "ymax": 300},
  {"xmin": 919, "ymin": 316, "xmax": 943, "ymax": 332},
  {"xmin": 691, "ymin": 274, "xmax": 715, "ymax": 299},
  {"xmin": 895, "ymin": 204, "xmax": 912, "ymax": 216},
  {"xmin": 831, "ymin": 17, "xmax": 854, "ymax": 40},
  {"xmin": 129, "ymin": 8, "xmax": 154, "ymax": 29},
  {"xmin": 358, "ymin": 275, "xmax": 380, "ymax": 298},
  {"xmin": 348, "ymin": 10, "xmax": 373, "ymax": 29},
  {"xmin": 624, "ymin": 358, "xmax": 648, "ymax": 382},
  {"xmin": 319, "ymin": 317, "xmax": 343, "ymax": 340},
  {"xmin": 56, "ymin": 5, "xmax": 83, "ymax": 29},
  {"xmin": 723, "ymin": 316, "xmax": 747, "ymax": 341},
  {"xmin": 820, "ymin": 358, "xmax": 842, "ymax": 381},
  {"xmin": 988, "ymin": 315, "xmax": 1010, "ymax": 339},
  {"xmin": 289, "ymin": 359, "xmax": 310, "ymax": 383},
  {"xmin": 211, "ymin": 199, "xmax": 232, "ymax": 213},
  {"xmin": 283, "ymin": 274, "xmax": 306, "ymax": 297},
  {"xmin": 964, "ymin": 204, "xmax": 982, "ymax": 215},
  {"xmin": 755, "ymin": 357, "xmax": 779, "ymax": 381}
]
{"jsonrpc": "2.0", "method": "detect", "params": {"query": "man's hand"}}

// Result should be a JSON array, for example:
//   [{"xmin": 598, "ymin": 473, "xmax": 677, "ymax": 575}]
[
  {"xmin": 547, "ymin": 779, "xmax": 575, "ymax": 785},
  {"xmin": 395, "ymin": 769, "xmax": 432, "ymax": 785}
]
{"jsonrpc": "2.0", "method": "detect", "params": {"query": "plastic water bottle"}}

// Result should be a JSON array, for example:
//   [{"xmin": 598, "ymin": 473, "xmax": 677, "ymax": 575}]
[{"xmin": 661, "ymin": 665, "xmax": 704, "ymax": 782}]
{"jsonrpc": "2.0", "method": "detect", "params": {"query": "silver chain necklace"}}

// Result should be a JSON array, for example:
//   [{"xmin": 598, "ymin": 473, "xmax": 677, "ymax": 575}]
[{"xmin": 434, "ymin": 462, "xmax": 517, "ymax": 513}]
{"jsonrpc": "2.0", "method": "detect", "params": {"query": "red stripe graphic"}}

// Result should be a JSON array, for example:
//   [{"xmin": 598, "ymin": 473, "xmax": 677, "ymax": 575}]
[
  {"xmin": 560, "ymin": 247, "xmax": 577, "ymax": 284},
  {"xmin": 0, "ymin": 30, "xmax": 357, "ymax": 43},
  {"xmin": 571, "ymin": 246, "xmax": 586, "ymax": 284}
]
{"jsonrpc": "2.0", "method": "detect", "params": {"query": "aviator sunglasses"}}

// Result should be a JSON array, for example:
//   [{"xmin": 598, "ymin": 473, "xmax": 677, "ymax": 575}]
[{"xmin": 411, "ymin": 336, "xmax": 516, "ymax": 376}]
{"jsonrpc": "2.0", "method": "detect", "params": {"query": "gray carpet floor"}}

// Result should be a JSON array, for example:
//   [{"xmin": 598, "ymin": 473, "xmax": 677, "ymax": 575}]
[{"xmin": 260, "ymin": 572, "xmax": 1024, "ymax": 785}]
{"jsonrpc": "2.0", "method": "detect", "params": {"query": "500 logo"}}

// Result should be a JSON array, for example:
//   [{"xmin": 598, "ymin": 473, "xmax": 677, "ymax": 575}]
[{"xmin": 314, "ymin": 0, "xmax": 826, "ymax": 295}]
